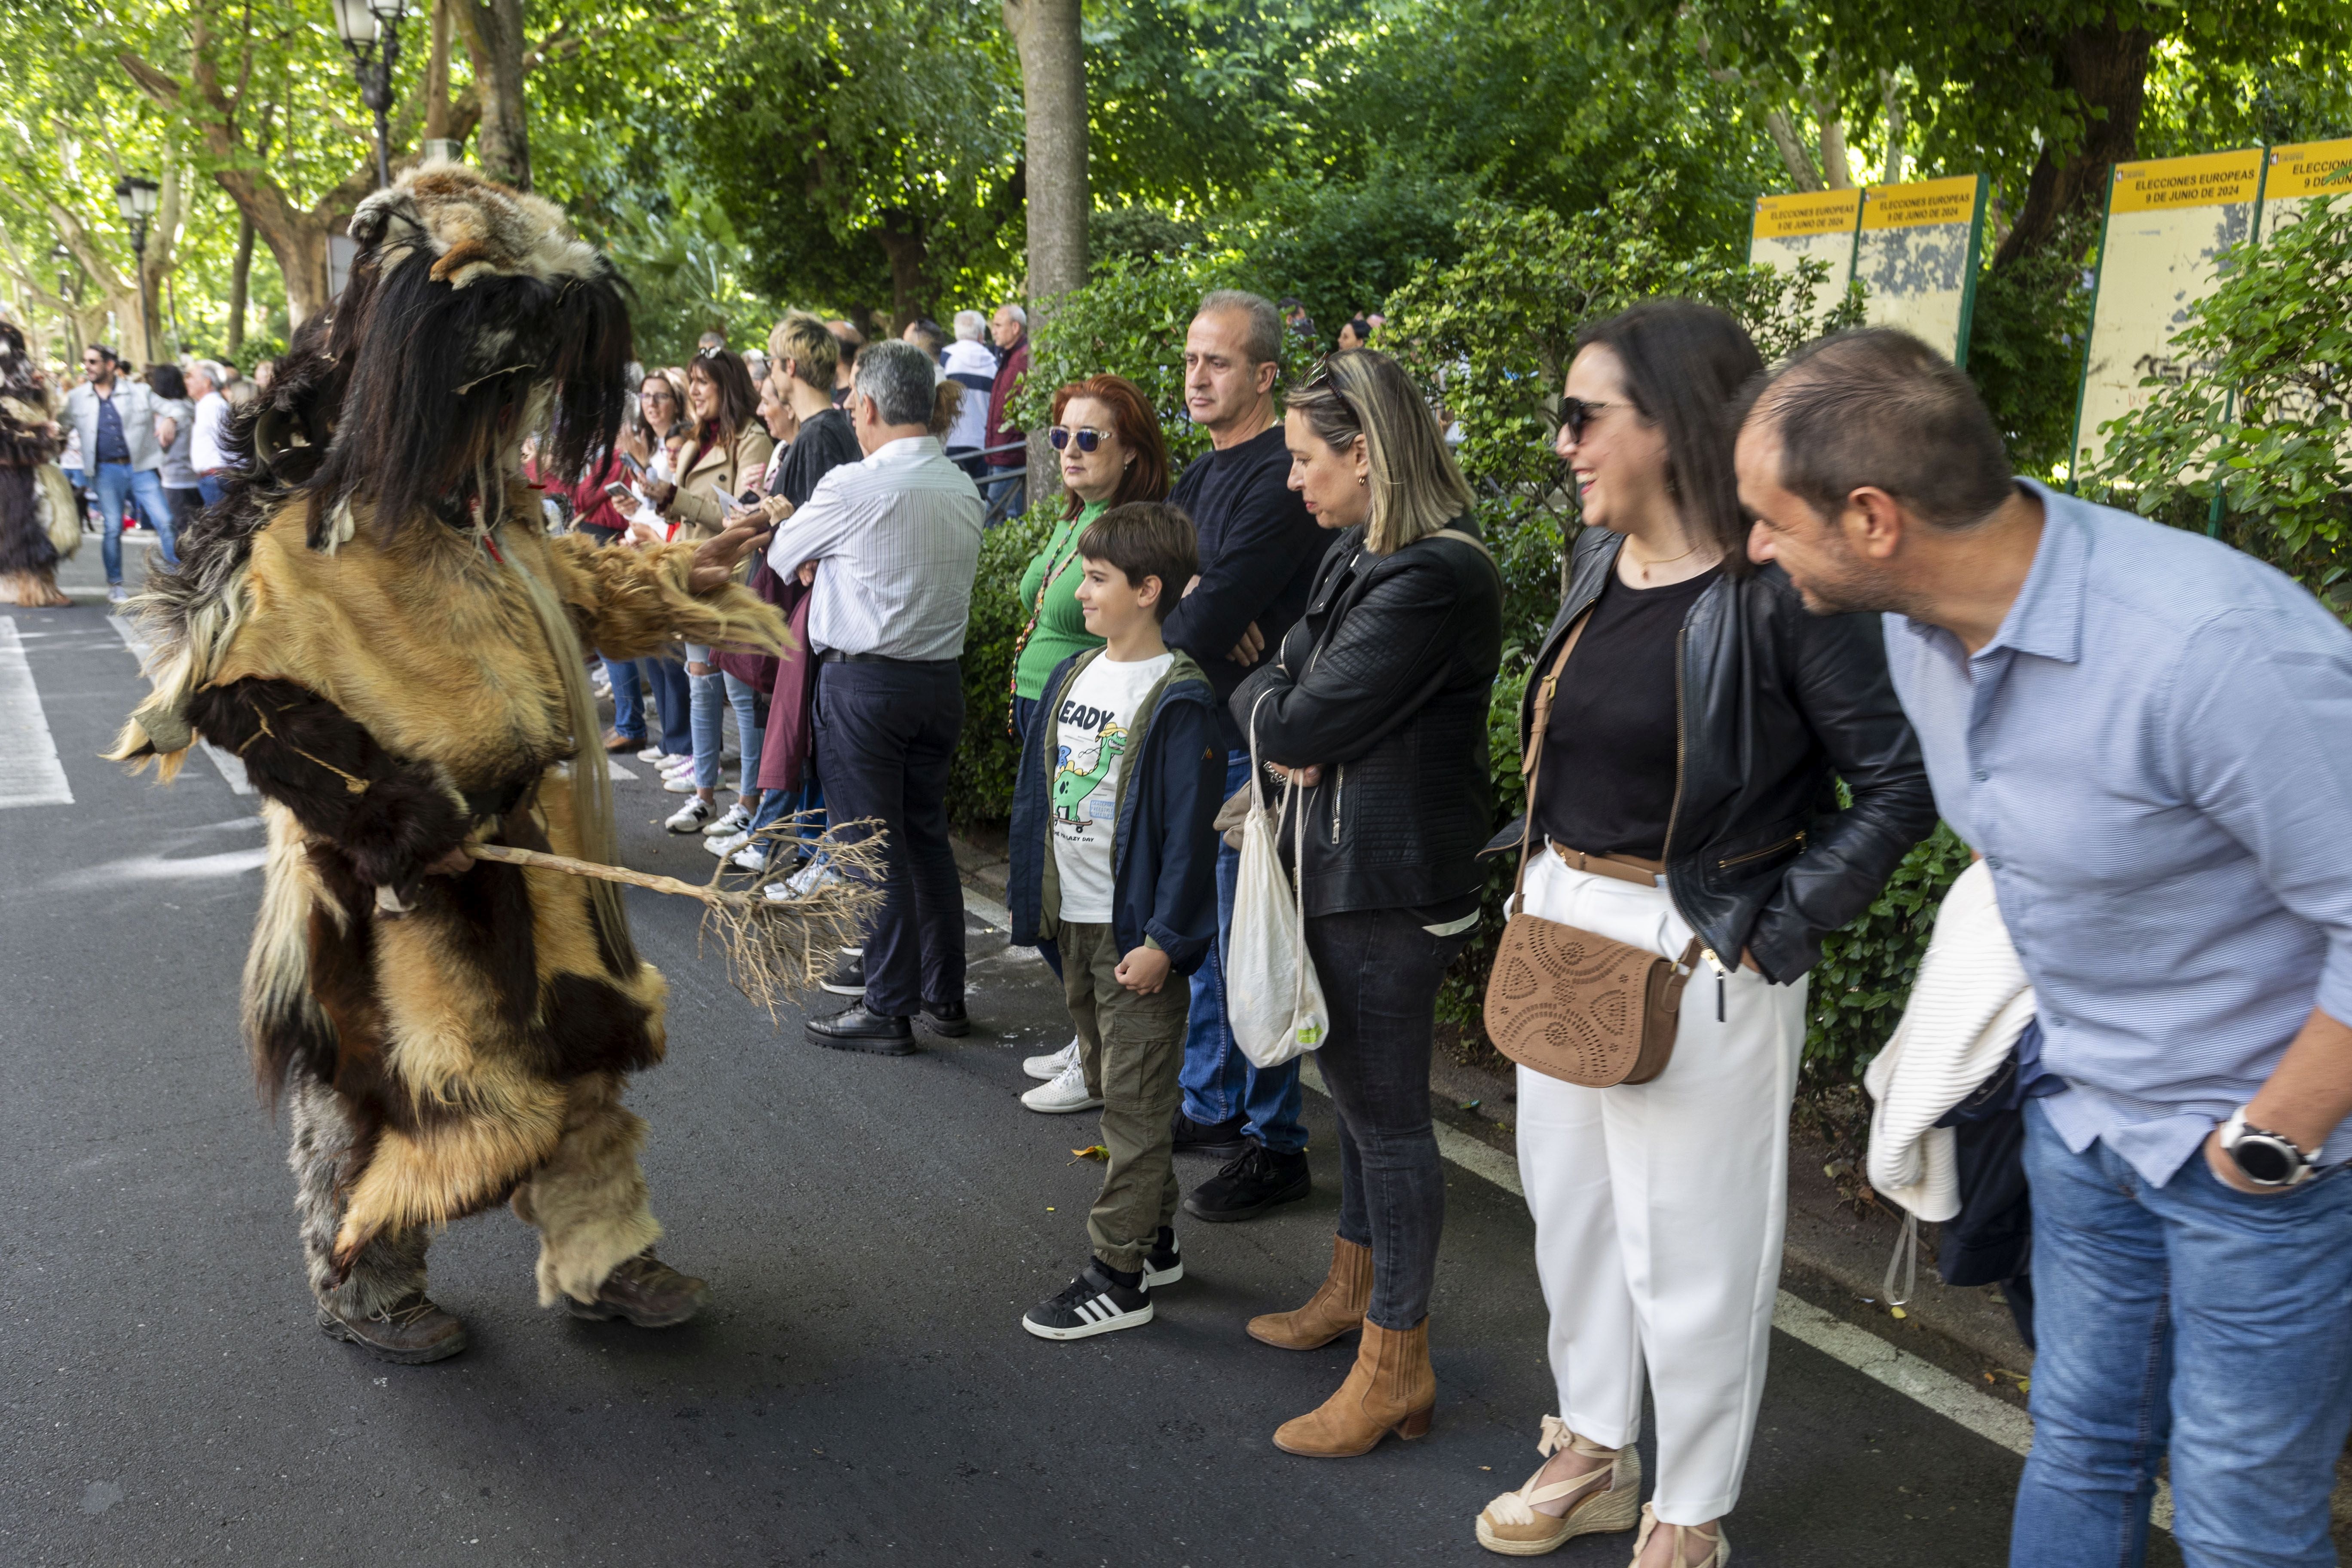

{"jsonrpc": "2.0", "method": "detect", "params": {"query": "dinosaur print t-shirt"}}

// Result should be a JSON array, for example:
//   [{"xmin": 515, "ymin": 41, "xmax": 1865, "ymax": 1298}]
[{"xmin": 1051, "ymin": 651, "xmax": 1173, "ymax": 923}]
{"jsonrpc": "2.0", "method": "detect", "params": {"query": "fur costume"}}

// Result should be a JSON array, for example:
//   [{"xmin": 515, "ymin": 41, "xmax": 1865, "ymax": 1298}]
[
  {"xmin": 0, "ymin": 322, "xmax": 75, "ymax": 608},
  {"xmin": 108, "ymin": 168, "xmax": 787, "ymax": 1311}
]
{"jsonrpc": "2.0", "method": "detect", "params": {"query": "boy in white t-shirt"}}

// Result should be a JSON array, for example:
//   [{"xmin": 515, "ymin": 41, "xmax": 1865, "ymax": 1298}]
[{"xmin": 1007, "ymin": 503, "xmax": 1227, "ymax": 1339}]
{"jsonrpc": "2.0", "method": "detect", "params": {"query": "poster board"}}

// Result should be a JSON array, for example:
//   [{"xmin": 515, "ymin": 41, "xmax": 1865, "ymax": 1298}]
[
  {"xmin": 1749, "ymin": 190, "xmax": 1862, "ymax": 325},
  {"xmin": 2070, "ymin": 147, "xmax": 2266, "ymax": 473},
  {"xmin": 2262, "ymin": 138, "xmax": 2352, "ymax": 226},
  {"xmin": 1853, "ymin": 175, "xmax": 1989, "ymax": 366}
]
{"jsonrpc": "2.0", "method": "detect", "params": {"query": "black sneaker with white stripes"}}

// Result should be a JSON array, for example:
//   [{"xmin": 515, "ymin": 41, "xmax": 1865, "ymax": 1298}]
[
  {"xmin": 1022, "ymin": 1261, "xmax": 1151, "ymax": 1341},
  {"xmin": 1144, "ymin": 1226, "xmax": 1182, "ymax": 1287}
]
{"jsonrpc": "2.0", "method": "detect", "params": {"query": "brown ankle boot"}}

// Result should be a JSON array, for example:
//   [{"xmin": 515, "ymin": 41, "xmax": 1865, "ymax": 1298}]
[
  {"xmin": 565, "ymin": 1250, "xmax": 710, "ymax": 1328},
  {"xmin": 1249, "ymin": 1235, "xmax": 1372, "ymax": 1350},
  {"xmin": 1272, "ymin": 1316, "xmax": 1435, "ymax": 1457}
]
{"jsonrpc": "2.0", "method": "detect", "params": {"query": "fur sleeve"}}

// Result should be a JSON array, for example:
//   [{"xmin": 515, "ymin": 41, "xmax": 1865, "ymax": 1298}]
[
  {"xmin": 187, "ymin": 677, "xmax": 472, "ymax": 898},
  {"xmin": 543, "ymin": 534, "xmax": 791, "ymax": 661}
]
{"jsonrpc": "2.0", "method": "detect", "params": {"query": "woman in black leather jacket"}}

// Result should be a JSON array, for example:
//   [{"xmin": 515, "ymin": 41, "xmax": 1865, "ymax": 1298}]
[
  {"xmin": 1233, "ymin": 349, "xmax": 1503, "ymax": 1461},
  {"xmin": 1470, "ymin": 303, "xmax": 1933, "ymax": 1566}
]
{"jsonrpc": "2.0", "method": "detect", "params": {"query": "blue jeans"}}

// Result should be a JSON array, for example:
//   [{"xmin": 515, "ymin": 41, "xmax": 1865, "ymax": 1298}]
[
  {"xmin": 981, "ymin": 469, "xmax": 1026, "ymax": 524},
  {"xmin": 606, "ymin": 655, "xmax": 646, "ymax": 743},
  {"xmin": 716, "ymin": 672, "xmax": 766, "ymax": 797},
  {"xmin": 747, "ymin": 775, "xmax": 824, "ymax": 861},
  {"xmin": 196, "ymin": 473, "xmax": 230, "ymax": 508},
  {"xmin": 1178, "ymin": 749, "xmax": 1306, "ymax": 1153},
  {"xmin": 640, "ymin": 657, "xmax": 692, "ymax": 756},
  {"xmin": 95, "ymin": 462, "xmax": 178, "ymax": 582},
  {"xmin": 2013, "ymin": 1098, "xmax": 2352, "ymax": 1568}
]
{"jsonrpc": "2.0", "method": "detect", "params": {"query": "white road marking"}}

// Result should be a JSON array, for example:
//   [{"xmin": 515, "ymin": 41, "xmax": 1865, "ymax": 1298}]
[
  {"xmin": 42, "ymin": 846, "xmax": 269, "ymax": 891},
  {"xmin": 608, "ymin": 759, "xmax": 637, "ymax": 781},
  {"xmin": 106, "ymin": 615, "xmax": 254, "ymax": 794},
  {"xmin": 0, "ymin": 618, "xmax": 74, "ymax": 808}
]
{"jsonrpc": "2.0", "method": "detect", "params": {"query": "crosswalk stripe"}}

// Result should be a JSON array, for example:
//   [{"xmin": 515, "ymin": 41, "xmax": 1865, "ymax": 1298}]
[
  {"xmin": 0, "ymin": 618, "xmax": 74, "ymax": 808},
  {"xmin": 106, "ymin": 615, "xmax": 255, "ymax": 795}
]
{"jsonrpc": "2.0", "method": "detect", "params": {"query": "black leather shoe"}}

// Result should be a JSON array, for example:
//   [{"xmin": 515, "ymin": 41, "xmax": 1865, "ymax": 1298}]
[
  {"xmin": 1170, "ymin": 1110, "xmax": 1250, "ymax": 1161},
  {"xmin": 806, "ymin": 1001, "xmax": 916, "ymax": 1055},
  {"xmin": 920, "ymin": 998, "xmax": 971, "ymax": 1037},
  {"xmin": 316, "ymin": 1292, "xmax": 469, "ymax": 1364},
  {"xmin": 820, "ymin": 950, "xmax": 865, "ymax": 997},
  {"xmin": 1182, "ymin": 1143, "xmax": 1311, "ymax": 1223}
]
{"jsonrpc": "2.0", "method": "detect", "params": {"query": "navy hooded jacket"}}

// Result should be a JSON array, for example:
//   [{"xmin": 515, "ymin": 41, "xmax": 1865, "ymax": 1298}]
[{"xmin": 1007, "ymin": 645, "xmax": 1225, "ymax": 975}]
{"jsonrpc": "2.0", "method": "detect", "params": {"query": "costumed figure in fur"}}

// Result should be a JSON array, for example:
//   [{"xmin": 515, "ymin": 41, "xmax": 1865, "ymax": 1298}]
[
  {"xmin": 107, "ymin": 167, "xmax": 786, "ymax": 1364},
  {"xmin": 0, "ymin": 320, "xmax": 80, "ymax": 608}
]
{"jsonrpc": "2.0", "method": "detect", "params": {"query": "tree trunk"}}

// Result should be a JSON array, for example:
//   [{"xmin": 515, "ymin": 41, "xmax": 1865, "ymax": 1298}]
[
  {"xmin": 228, "ymin": 215, "xmax": 254, "ymax": 358},
  {"xmin": 1991, "ymin": 19, "xmax": 2157, "ymax": 269},
  {"xmin": 1761, "ymin": 109, "xmax": 1823, "ymax": 192},
  {"xmin": 453, "ymin": 0, "xmax": 531, "ymax": 188},
  {"xmin": 876, "ymin": 211, "xmax": 931, "ymax": 326},
  {"xmin": 1003, "ymin": 0, "xmax": 1087, "ymax": 503},
  {"xmin": 1878, "ymin": 70, "xmax": 1906, "ymax": 187},
  {"xmin": 426, "ymin": 0, "xmax": 456, "ymax": 141}
]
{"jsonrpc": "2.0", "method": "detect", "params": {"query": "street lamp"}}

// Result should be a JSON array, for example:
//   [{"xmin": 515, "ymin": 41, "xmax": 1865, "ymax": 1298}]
[
  {"xmin": 114, "ymin": 175, "xmax": 160, "ymax": 359},
  {"xmin": 332, "ymin": 0, "xmax": 412, "ymax": 190}
]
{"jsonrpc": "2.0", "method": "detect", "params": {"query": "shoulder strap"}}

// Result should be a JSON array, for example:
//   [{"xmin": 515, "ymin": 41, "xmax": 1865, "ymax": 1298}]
[{"xmin": 1508, "ymin": 607, "xmax": 1593, "ymax": 912}]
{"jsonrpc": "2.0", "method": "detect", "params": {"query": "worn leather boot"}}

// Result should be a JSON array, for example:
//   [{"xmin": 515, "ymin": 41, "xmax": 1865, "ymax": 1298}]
[
  {"xmin": 566, "ymin": 1249, "xmax": 710, "ymax": 1328},
  {"xmin": 316, "ymin": 1292, "xmax": 469, "ymax": 1364},
  {"xmin": 1248, "ymin": 1235, "xmax": 1372, "ymax": 1350},
  {"xmin": 1272, "ymin": 1316, "xmax": 1436, "ymax": 1457}
]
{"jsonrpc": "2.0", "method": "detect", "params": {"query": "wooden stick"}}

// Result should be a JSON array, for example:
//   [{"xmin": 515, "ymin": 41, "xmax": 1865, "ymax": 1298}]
[{"xmin": 467, "ymin": 842, "xmax": 726, "ymax": 903}]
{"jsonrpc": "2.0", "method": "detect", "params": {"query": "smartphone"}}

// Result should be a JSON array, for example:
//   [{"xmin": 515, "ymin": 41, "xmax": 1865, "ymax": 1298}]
[
  {"xmin": 618, "ymin": 450, "xmax": 646, "ymax": 479},
  {"xmin": 603, "ymin": 482, "xmax": 634, "ymax": 505}
]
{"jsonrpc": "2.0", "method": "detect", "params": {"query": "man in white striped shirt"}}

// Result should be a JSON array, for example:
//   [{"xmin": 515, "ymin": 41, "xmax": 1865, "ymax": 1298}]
[{"xmin": 767, "ymin": 338, "xmax": 984, "ymax": 1052}]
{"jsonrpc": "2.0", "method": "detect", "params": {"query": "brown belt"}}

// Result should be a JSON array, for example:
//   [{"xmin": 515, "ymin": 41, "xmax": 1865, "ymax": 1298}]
[{"xmin": 1550, "ymin": 842, "xmax": 1666, "ymax": 887}]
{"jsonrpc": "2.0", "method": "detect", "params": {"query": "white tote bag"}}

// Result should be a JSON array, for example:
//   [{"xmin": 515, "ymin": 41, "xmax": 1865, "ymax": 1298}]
[{"xmin": 1226, "ymin": 693, "xmax": 1332, "ymax": 1068}]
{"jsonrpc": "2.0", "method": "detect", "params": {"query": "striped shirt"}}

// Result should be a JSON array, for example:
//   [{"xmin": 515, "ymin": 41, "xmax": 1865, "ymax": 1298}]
[
  {"xmin": 766, "ymin": 435, "xmax": 983, "ymax": 661},
  {"xmin": 1884, "ymin": 480, "xmax": 2352, "ymax": 1184}
]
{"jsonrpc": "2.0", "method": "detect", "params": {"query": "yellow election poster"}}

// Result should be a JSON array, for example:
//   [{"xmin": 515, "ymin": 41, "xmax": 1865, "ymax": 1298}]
[
  {"xmin": 1749, "ymin": 190, "xmax": 1861, "ymax": 324},
  {"xmin": 2071, "ymin": 147, "xmax": 2266, "ymax": 472},
  {"xmin": 2263, "ymin": 138, "xmax": 2352, "ymax": 230},
  {"xmin": 1854, "ymin": 175, "xmax": 1988, "ymax": 366}
]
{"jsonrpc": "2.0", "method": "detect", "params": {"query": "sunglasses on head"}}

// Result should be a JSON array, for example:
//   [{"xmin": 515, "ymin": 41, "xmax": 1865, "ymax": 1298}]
[{"xmin": 1049, "ymin": 425, "xmax": 1109, "ymax": 453}]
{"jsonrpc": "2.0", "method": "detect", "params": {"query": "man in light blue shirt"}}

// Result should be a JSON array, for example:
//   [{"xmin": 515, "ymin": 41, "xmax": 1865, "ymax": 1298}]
[{"xmin": 1736, "ymin": 328, "xmax": 2352, "ymax": 1568}]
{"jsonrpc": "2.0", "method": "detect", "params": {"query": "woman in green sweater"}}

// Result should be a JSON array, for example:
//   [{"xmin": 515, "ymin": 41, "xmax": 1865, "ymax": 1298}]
[{"xmin": 1008, "ymin": 373, "xmax": 1172, "ymax": 742}]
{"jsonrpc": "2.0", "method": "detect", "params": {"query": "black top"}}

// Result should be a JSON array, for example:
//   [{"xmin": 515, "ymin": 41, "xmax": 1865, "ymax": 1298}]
[
  {"xmin": 1533, "ymin": 562, "xmax": 1721, "ymax": 860},
  {"xmin": 772, "ymin": 408, "xmax": 860, "ymax": 508},
  {"xmin": 1162, "ymin": 423, "xmax": 1328, "ymax": 750}
]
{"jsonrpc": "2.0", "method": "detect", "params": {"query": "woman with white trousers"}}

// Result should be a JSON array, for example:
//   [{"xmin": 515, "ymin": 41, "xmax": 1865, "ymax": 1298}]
[{"xmin": 1472, "ymin": 302, "xmax": 1935, "ymax": 1565}]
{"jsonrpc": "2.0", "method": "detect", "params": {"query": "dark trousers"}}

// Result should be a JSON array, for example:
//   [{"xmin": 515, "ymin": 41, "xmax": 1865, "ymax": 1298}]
[
  {"xmin": 1304, "ymin": 906, "xmax": 1473, "ymax": 1329},
  {"xmin": 814, "ymin": 656, "xmax": 966, "ymax": 1016},
  {"xmin": 1011, "ymin": 692, "xmax": 1062, "ymax": 981}
]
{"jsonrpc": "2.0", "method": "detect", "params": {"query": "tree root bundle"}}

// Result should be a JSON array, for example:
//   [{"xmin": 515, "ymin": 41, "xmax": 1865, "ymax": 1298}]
[{"xmin": 467, "ymin": 817, "xmax": 887, "ymax": 1021}]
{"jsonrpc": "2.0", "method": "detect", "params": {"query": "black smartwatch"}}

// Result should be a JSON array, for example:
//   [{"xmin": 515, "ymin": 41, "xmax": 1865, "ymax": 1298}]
[{"xmin": 2219, "ymin": 1108, "xmax": 2317, "ymax": 1188}]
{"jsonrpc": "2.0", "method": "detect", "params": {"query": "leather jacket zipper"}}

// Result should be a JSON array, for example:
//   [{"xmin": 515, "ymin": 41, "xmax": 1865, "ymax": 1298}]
[
  {"xmin": 1718, "ymin": 828, "xmax": 1806, "ymax": 869},
  {"xmin": 1329, "ymin": 763, "xmax": 1344, "ymax": 843}
]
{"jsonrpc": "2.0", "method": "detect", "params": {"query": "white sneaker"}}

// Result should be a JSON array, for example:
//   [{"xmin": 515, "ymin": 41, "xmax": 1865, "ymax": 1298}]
[
  {"xmin": 729, "ymin": 843, "xmax": 770, "ymax": 872},
  {"xmin": 661, "ymin": 754, "xmax": 697, "ymax": 775},
  {"xmin": 702, "ymin": 801, "xmax": 754, "ymax": 836},
  {"xmin": 1021, "ymin": 1060, "xmax": 1103, "ymax": 1115},
  {"xmin": 1023, "ymin": 1036, "xmax": 1083, "ymax": 1081},
  {"xmin": 764, "ymin": 853, "xmax": 843, "ymax": 902},
  {"xmin": 664, "ymin": 797, "xmax": 715, "ymax": 833},
  {"xmin": 107, "ymin": 583, "xmax": 129, "ymax": 603},
  {"xmin": 637, "ymin": 746, "xmax": 673, "ymax": 764},
  {"xmin": 705, "ymin": 829, "xmax": 751, "ymax": 858}
]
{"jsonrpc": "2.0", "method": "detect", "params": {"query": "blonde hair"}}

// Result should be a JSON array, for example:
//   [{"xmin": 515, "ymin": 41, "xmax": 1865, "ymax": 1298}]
[
  {"xmin": 1286, "ymin": 349, "xmax": 1474, "ymax": 553},
  {"xmin": 767, "ymin": 310, "xmax": 839, "ymax": 391}
]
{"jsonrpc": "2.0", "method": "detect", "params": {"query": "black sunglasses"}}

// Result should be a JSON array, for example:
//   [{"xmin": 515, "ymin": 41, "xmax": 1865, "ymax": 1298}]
[
  {"xmin": 1560, "ymin": 397, "xmax": 1615, "ymax": 443},
  {"xmin": 1049, "ymin": 425, "xmax": 1109, "ymax": 453}
]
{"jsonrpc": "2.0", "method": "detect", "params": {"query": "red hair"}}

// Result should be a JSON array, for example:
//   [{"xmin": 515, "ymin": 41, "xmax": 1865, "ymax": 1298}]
[{"xmin": 1049, "ymin": 374, "xmax": 1170, "ymax": 521}]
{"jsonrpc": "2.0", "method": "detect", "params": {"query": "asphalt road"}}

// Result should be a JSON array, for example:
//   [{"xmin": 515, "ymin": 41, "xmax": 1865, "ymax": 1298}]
[{"xmin": 3, "ymin": 562, "xmax": 2049, "ymax": 1567}]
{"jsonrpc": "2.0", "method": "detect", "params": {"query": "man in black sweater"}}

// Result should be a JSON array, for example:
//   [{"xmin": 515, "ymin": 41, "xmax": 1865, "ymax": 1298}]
[{"xmin": 1160, "ymin": 289, "xmax": 1328, "ymax": 1222}]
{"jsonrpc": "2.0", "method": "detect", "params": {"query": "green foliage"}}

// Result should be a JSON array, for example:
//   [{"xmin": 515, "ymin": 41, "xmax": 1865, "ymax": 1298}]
[
  {"xmin": 2080, "ymin": 193, "xmax": 2352, "ymax": 619},
  {"xmin": 948, "ymin": 515, "xmax": 1054, "ymax": 827},
  {"xmin": 1216, "ymin": 161, "xmax": 1470, "ymax": 340},
  {"xmin": 1091, "ymin": 205, "xmax": 1206, "ymax": 266},
  {"xmin": 1804, "ymin": 824, "xmax": 1975, "ymax": 1081},
  {"xmin": 1958, "ymin": 211, "xmax": 2099, "ymax": 480},
  {"xmin": 601, "ymin": 178, "xmax": 783, "ymax": 367}
]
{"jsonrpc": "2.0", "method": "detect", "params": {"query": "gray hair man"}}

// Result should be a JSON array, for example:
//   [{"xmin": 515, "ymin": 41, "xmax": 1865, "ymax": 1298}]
[
  {"xmin": 981, "ymin": 302, "xmax": 1031, "ymax": 516},
  {"xmin": 766, "ymin": 337, "xmax": 985, "ymax": 1053},
  {"xmin": 941, "ymin": 310, "xmax": 999, "ymax": 479},
  {"xmin": 1149, "ymin": 288, "xmax": 1326, "ymax": 1220},
  {"xmin": 185, "ymin": 359, "xmax": 236, "ymax": 507},
  {"xmin": 1739, "ymin": 327, "xmax": 2352, "ymax": 1568}
]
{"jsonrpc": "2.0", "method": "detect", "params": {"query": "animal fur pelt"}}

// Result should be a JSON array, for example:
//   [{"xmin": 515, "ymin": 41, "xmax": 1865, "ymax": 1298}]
[
  {"xmin": 0, "ymin": 321, "xmax": 71, "ymax": 603},
  {"xmin": 104, "ymin": 170, "xmax": 789, "ymax": 1289}
]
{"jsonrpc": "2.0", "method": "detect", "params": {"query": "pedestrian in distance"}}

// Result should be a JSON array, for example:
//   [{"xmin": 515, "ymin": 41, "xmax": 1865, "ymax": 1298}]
[
  {"xmin": 1336, "ymin": 316, "xmax": 1373, "ymax": 352},
  {"xmin": 611, "ymin": 368, "xmax": 693, "ymax": 765},
  {"xmin": 766, "ymin": 337, "xmax": 985, "ymax": 1053},
  {"xmin": 0, "ymin": 319, "xmax": 76, "ymax": 608},
  {"xmin": 827, "ymin": 320, "xmax": 862, "ymax": 407},
  {"xmin": 1159, "ymin": 288, "xmax": 1329, "ymax": 1222},
  {"xmin": 1008, "ymin": 502, "xmax": 1225, "ymax": 1340},
  {"xmin": 983, "ymin": 302, "xmax": 1031, "ymax": 520},
  {"xmin": 64, "ymin": 342, "xmax": 177, "ymax": 600},
  {"xmin": 146, "ymin": 362, "xmax": 204, "ymax": 532},
  {"xmin": 185, "ymin": 358, "xmax": 236, "ymax": 508},
  {"xmin": 941, "ymin": 310, "xmax": 998, "ymax": 481},
  {"xmin": 1739, "ymin": 327, "xmax": 2352, "ymax": 1568},
  {"xmin": 1472, "ymin": 301, "xmax": 1933, "ymax": 1565},
  {"xmin": 1232, "ymin": 348, "xmax": 1502, "ymax": 1457}
]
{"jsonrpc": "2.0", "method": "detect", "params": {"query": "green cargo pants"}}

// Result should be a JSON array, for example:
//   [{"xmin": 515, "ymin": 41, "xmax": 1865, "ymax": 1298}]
[{"xmin": 1057, "ymin": 921, "xmax": 1190, "ymax": 1275}]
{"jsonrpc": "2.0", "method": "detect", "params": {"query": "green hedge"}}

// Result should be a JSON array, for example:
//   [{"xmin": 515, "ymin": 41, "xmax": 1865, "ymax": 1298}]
[{"xmin": 948, "ymin": 514, "xmax": 1052, "ymax": 827}]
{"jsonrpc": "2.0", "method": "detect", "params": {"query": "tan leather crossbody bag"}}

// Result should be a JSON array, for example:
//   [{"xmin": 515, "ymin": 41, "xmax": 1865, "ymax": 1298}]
[{"xmin": 1483, "ymin": 611, "xmax": 1701, "ymax": 1087}]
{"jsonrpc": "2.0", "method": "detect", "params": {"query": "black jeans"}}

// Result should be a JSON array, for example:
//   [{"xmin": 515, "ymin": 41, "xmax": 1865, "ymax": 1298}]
[
  {"xmin": 813, "ymin": 656, "xmax": 966, "ymax": 1016},
  {"xmin": 1304, "ymin": 906, "xmax": 1472, "ymax": 1330}
]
